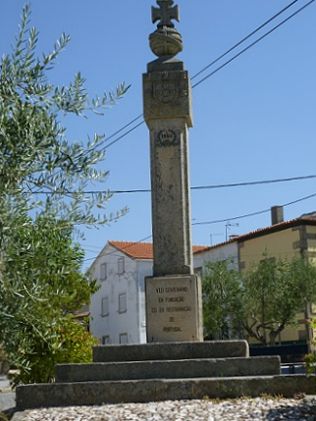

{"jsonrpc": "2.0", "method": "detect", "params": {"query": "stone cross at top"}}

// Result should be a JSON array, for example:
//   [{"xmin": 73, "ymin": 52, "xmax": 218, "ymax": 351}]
[{"xmin": 152, "ymin": 0, "xmax": 179, "ymax": 29}]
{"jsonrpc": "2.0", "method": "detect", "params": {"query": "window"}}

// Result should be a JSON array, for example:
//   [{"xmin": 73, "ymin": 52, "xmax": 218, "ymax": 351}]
[
  {"xmin": 101, "ymin": 335, "xmax": 111, "ymax": 345},
  {"xmin": 118, "ymin": 293, "xmax": 127, "ymax": 313},
  {"xmin": 100, "ymin": 263, "xmax": 107, "ymax": 281},
  {"xmin": 118, "ymin": 257, "xmax": 125, "ymax": 274},
  {"xmin": 119, "ymin": 333, "xmax": 128, "ymax": 344},
  {"xmin": 101, "ymin": 297, "xmax": 109, "ymax": 317}
]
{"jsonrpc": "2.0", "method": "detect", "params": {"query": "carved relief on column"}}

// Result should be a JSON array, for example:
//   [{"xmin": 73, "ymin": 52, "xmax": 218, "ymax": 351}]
[
  {"xmin": 143, "ymin": 70, "xmax": 192, "ymax": 127},
  {"xmin": 148, "ymin": 121, "xmax": 192, "ymax": 277},
  {"xmin": 155, "ymin": 127, "xmax": 180, "ymax": 147}
]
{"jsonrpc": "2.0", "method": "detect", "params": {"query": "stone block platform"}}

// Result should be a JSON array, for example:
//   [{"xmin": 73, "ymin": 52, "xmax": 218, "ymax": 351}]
[
  {"xmin": 56, "ymin": 356, "xmax": 280, "ymax": 383},
  {"xmin": 16, "ymin": 341, "xmax": 316, "ymax": 410},
  {"xmin": 93, "ymin": 340, "xmax": 249, "ymax": 362}
]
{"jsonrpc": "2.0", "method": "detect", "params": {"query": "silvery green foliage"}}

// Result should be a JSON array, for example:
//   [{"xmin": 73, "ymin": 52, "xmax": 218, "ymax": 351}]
[
  {"xmin": 203, "ymin": 256, "xmax": 316, "ymax": 346},
  {"xmin": 0, "ymin": 212, "xmax": 99, "ymax": 385},
  {"xmin": 0, "ymin": 5, "xmax": 128, "ymax": 385},
  {"xmin": 0, "ymin": 4, "xmax": 129, "ymax": 227},
  {"xmin": 203, "ymin": 260, "xmax": 244, "ymax": 341}
]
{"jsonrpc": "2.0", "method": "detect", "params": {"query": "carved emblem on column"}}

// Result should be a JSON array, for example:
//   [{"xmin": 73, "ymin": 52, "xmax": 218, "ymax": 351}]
[
  {"xmin": 153, "ymin": 81, "xmax": 179, "ymax": 104},
  {"xmin": 156, "ymin": 129, "xmax": 179, "ymax": 146}
]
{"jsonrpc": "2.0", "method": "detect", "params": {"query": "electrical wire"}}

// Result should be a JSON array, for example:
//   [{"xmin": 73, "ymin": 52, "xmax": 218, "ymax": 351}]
[
  {"xmin": 94, "ymin": 0, "xmax": 313, "ymax": 151},
  {"xmin": 193, "ymin": 192, "xmax": 316, "ymax": 226},
  {"xmin": 82, "ymin": 191, "xmax": 316, "ymax": 262},
  {"xmin": 190, "ymin": 0, "xmax": 300, "ymax": 81},
  {"xmin": 102, "ymin": 120, "xmax": 145, "ymax": 151},
  {"xmin": 192, "ymin": 0, "xmax": 315, "ymax": 89},
  {"xmin": 192, "ymin": 175, "xmax": 316, "ymax": 191},
  {"xmin": 96, "ymin": 114, "xmax": 143, "ymax": 150},
  {"xmin": 30, "ymin": 174, "xmax": 316, "ymax": 195}
]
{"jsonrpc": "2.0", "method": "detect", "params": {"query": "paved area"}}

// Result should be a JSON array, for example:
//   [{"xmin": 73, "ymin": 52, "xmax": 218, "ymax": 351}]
[
  {"xmin": 0, "ymin": 376, "xmax": 15, "ymax": 414},
  {"xmin": 0, "ymin": 377, "xmax": 10, "ymax": 391},
  {"xmin": 10, "ymin": 397, "xmax": 316, "ymax": 420}
]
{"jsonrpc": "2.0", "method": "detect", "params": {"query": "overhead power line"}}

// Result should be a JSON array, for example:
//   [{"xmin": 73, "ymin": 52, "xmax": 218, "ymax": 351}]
[
  {"xmin": 190, "ymin": 0, "xmax": 300, "ymax": 81},
  {"xmin": 192, "ymin": 174, "xmax": 316, "ymax": 192},
  {"xmin": 192, "ymin": 0, "xmax": 315, "ymax": 89},
  {"xmin": 98, "ymin": 114, "xmax": 143, "ymax": 149},
  {"xmin": 96, "ymin": 0, "xmax": 313, "ymax": 151},
  {"xmin": 31, "ymin": 174, "xmax": 316, "ymax": 196},
  {"xmin": 193, "ymin": 191, "xmax": 316, "ymax": 226},
  {"xmin": 102, "ymin": 119, "xmax": 145, "ymax": 150},
  {"xmin": 82, "ymin": 190, "xmax": 316, "ymax": 262}
]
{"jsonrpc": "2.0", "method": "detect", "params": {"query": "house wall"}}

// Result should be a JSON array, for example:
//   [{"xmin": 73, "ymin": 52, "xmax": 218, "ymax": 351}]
[
  {"xmin": 239, "ymin": 227, "xmax": 301, "ymax": 271},
  {"xmin": 194, "ymin": 243, "xmax": 239, "ymax": 272},
  {"xmin": 89, "ymin": 223, "xmax": 316, "ymax": 347},
  {"xmin": 136, "ymin": 260, "xmax": 153, "ymax": 343},
  {"xmin": 89, "ymin": 244, "xmax": 141, "ymax": 345},
  {"xmin": 89, "ymin": 243, "xmax": 239, "ymax": 345},
  {"xmin": 304, "ymin": 225, "xmax": 316, "ymax": 262},
  {"xmin": 238, "ymin": 226, "xmax": 306, "ymax": 344},
  {"xmin": 304, "ymin": 225, "xmax": 316, "ymax": 344},
  {"xmin": 90, "ymin": 229, "xmax": 316, "ymax": 346}
]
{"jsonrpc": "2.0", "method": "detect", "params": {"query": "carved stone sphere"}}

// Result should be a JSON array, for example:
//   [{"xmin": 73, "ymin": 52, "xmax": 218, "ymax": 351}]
[{"xmin": 149, "ymin": 27, "xmax": 183, "ymax": 58}]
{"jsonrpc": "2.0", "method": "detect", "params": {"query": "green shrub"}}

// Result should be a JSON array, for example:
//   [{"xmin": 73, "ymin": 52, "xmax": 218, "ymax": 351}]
[
  {"xmin": 6, "ymin": 315, "xmax": 98, "ymax": 386},
  {"xmin": 305, "ymin": 319, "xmax": 316, "ymax": 375},
  {"xmin": 0, "ymin": 345, "xmax": 9, "ymax": 375},
  {"xmin": 305, "ymin": 352, "xmax": 316, "ymax": 375},
  {"xmin": 0, "ymin": 345, "xmax": 7, "ymax": 362}
]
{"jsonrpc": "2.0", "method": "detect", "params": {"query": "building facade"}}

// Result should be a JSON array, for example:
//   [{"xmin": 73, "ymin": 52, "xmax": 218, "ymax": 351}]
[
  {"xmin": 200, "ymin": 213, "xmax": 316, "ymax": 346},
  {"xmin": 88, "ymin": 241, "xmax": 213, "ymax": 344},
  {"xmin": 89, "ymin": 213, "xmax": 316, "ymax": 346},
  {"xmin": 236, "ymin": 215, "xmax": 316, "ymax": 345}
]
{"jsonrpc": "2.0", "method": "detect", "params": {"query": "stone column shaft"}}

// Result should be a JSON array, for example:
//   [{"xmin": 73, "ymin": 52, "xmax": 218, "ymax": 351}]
[
  {"xmin": 143, "ymin": 1, "xmax": 203, "ymax": 343},
  {"xmin": 149, "ymin": 118, "xmax": 192, "ymax": 276},
  {"xmin": 143, "ymin": 62, "xmax": 194, "ymax": 277}
]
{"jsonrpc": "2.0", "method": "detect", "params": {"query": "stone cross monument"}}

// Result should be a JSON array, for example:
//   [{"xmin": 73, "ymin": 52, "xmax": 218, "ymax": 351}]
[{"xmin": 143, "ymin": 0, "xmax": 203, "ymax": 342}]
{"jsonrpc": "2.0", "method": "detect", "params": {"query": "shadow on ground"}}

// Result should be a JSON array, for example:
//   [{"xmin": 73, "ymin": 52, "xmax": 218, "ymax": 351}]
[{"xmin": 266, "ymin": 401, "xmax": 316, "ymax": 420}]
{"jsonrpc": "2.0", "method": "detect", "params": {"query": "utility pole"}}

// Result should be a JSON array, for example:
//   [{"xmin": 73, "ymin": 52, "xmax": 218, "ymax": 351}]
[{"xmin": 225, "ymin": 222, "xmax": 239, "ymax": 241}]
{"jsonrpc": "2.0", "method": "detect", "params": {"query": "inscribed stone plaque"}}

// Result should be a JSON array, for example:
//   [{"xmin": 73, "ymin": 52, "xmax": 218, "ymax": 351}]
[{"xmin": 145, "ymin": 275, "xmax": 203, "ymax": 342}]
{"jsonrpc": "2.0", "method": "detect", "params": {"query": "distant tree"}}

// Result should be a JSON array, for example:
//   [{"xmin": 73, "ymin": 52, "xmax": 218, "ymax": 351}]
[
  {"xmin": 243, "ymin": 256, "xmax": 316, "ymax": 345},
  {"xmin": 202, "ymin": 256, "xmax": 316, "ymax": 345},
  {"xmin": 202, "ymin": 260, "xmax": 244, "ymax": 340}
]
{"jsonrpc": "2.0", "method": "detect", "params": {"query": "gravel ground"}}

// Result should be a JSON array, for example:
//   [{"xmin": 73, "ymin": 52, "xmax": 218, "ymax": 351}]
[{"xmin": 11, "ymin": 397, "xmax": 316, "ymax": 421}]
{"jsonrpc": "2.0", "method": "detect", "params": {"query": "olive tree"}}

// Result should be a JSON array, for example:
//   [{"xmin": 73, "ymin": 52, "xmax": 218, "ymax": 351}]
[
  {"xmin": 0, "ymin": 5, "xmax": 128, "ymax": 384},
  {"xmin": 202, "ymin": 256, "xmax": 316, "ymax": 345}
]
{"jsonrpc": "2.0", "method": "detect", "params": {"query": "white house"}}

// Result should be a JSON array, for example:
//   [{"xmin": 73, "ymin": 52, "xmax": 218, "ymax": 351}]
[{"xmin": 88, "ymin": 240, "xmax": 238, "ymax": 344}]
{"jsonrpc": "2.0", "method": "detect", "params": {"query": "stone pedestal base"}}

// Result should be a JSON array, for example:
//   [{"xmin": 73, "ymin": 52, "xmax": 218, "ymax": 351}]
[{"xmin": 145, "ymin": 274, "xmax": 203, "ymax": 342}]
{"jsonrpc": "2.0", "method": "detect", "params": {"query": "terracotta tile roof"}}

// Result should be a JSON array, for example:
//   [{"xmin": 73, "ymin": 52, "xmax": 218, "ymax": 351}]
[
  {"xmin": 194, "ymin": 216, "xmax": 316, "ymax": 254},
  {"xmin": 109, "ymin": 241, "xmax": 208, "ymax": 260},
  {"xmin": 109, "ymin": 241, "xmax": 153, "ymax": 259},
  {"xmin": 193, "ymin": 245, "xmax": 210, "ymax": 253}
]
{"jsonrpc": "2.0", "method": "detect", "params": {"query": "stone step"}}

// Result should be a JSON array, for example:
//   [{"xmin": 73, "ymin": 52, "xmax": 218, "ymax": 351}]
[
  {"xmin": 16, "ymin": 375, "xmax": 316, "ymax": 410},
  {"xmin": 56, "ymin": 356, "xmax": 280, "ymax": 383},
  {"xmin": 93, "ymin": 340, "xmax": 249, "ymax": 362}
]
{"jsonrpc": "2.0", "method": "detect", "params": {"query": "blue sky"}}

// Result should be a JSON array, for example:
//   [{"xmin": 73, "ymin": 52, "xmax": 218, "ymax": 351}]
[{"xmin": 1, "ymin": 1, "xmax": 315, "ymax": 266}]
